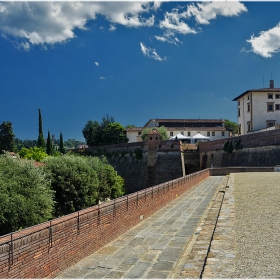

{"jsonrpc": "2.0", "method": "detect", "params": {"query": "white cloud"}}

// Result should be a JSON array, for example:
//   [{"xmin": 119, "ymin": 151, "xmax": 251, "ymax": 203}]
[
  {"xmin": 157, "ymin": 2, "xmax": 246, "ymax": 46},
  {"xmin": 99, "ymin": 77, "xmax": 106, "ymax": 80},
  {"xmin": 140, "ymin": 42, "xmax": 165, "ymax": 61},
  {"xmin": 109, "ymin": 24, "xmax": 116, "ymax": 32},
  {"xmin": 247, "ymin": 23, "xmax": 280, "ymax": 58},
  {"xmin": 0, "ymin": 2, "xmax": 158, "ymax": 47},
  {"xmin": 185, "ymin": 2, "xmax": 247, "ymax": 25},
  {"xmin": 159, "ymin": 9, "xmax": 196, "ymax": 35},
  {"xmin": 95, "ymin": 62, "xmax": 99, "ymax": 66}
]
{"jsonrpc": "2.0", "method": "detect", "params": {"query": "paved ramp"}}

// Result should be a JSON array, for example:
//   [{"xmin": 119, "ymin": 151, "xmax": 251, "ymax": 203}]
[{"xmin": 56, "ymin": 176, "xmax": 224, "ymax": 279}]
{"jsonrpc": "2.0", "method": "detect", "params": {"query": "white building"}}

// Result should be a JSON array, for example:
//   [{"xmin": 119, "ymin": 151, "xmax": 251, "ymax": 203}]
[
  {"xmin": 233, "ymin": 80, "xmax": 280, "ymax": 135},
  {"xmin": 126, "ymin": 118, "xmax": 230, "ymax": 143}
]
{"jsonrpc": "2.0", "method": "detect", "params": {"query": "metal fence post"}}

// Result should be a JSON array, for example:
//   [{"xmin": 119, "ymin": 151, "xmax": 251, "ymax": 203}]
[
  {"xmin": 48, "ymin": 221, "xmax": 52, "ymax": 252},
  {"xmin": 9, "ymin": 233, "xmax": 13, "ymax": 267},
  {"xmin": 98, "ymin": 204, "xmax": 100, "ymax": 226},
  {"xmin": 77, "ymin": 212, "xmax": 80, "ymax": 234}
]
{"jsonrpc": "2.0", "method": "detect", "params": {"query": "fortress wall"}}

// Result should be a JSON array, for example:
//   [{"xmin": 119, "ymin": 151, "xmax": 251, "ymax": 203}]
[
  {"xmin": 73, "ymin": 140, "xmax": 183, "ymax": 194},
  {"xmin": 0, "ymin": 169, "xmax": 209, "ymax": 279},
  {"xmin": 199, "ymin": 129, "xmax": 280, "ymax": 169}
]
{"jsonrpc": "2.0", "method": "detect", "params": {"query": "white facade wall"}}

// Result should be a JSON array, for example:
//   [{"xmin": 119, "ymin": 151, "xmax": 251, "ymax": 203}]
[
  {"xmin": 238, "ymin": 93, "xmax": 251, "ymax": 135},
  {"xmin": 126, "ymin": 131, "xmax": 141, "ymax": 143},
  {"xmin": 252, "ymin": 92, "xmax": 280, "ymax": 131},
  {"xmin": 126, "ymin": 128, "xmax": 229, "ymax": 143},
  {"xmin": 237, "ymin": 90, "xmax": 280, "ymax": 135}
]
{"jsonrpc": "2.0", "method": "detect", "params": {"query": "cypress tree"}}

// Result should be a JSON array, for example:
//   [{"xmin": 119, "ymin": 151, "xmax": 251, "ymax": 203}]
[
  {"xmin": 37, "ymin": 109, "xmax": 45, "ymax": 149},
  {"xmin": 46, "ymin": 130, "xmax": 53, "ymax": 155},
  {"xmin": 59, "ymin": 132, "xmax": 65, "ymax": 154},
  {"xmin": 0, "ymin": 121, "xmax": 16, "ymax": 152}
]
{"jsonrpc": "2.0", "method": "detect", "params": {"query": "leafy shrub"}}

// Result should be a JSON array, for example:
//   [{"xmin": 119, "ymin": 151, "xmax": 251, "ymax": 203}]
[
  {"xmin": 18, "ymin": 147, "xmax": 49, "ymax": 162},
  {"xmin": 0, "ymin": 154, "xmax": 54, "ymax": 235},
  {"xmin": 86, "ymin": 156, "xmax": 125, "ymax": 201},
  {"xmin": 43, "ymin": 155, "xmax": 99, "ymax": 216},
  {"xmin": 43, "ymin": 155, "xmax": 125, "ymax": 216}
]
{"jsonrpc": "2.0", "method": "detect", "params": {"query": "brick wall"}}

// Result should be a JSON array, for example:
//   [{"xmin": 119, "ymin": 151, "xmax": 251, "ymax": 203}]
[
  {"xmin": 199, "ymin": 129, "xmax": 280, "ymax": 168},
  {"xmin": 0, "ymin": 169, "xmax": 209, "ymax": 279},
  {"xmin": 199, "ymin": 128, "xmax": 280, "ymax": 153}
]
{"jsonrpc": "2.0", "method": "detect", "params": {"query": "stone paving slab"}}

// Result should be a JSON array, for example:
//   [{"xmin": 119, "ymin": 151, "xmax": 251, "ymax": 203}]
[{"xmin": 56, "ymin": 176, "xmax": 224, "ymax": 279}]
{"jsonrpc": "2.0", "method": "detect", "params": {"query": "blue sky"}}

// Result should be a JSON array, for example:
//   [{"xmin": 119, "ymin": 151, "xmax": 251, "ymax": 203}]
[{"xmin": 1, "ymin": 1, "xmax": 280, "ymax": 141}]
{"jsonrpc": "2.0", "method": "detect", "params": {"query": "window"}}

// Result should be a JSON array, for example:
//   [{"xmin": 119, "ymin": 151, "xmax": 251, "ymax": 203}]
[
  {"xmin": 188, "ymin": 132, "xmax": 191, "ymax": 136},
  {"xmin": 247, "ymin": 121, "xmax": 251, "ymax": 132},
  {"xmin": 238, "ymin": 100, "xmax": 240, "ymax": 106},
  {"xmin": 267, "ymin": 102, "xmax": 274, "ymax": 112},
  {"xmin": 207, "ymin": 132, "xmax": 210, "ymax": 136},
  {"xmin": 222, "ymin": 132, "xmax": 225, "ymax": 136},
  {"xmin": 170, "ymin": 132, "xmax": 173, "ymax": 136},
  {"xmin": 276, "ymin": 104, "xmax": 280, "ymax": 110},
  {"xmin": 267, "ymin": 120, "xmax": 276, "ymax": 128},
  {"xmin": 138, "ymin": 131, "xmax": 141, "ymax": 136},
  {"xmin": 247, "ymin": 103, "xmax": 250, "ymax": 112},
  {"xmin": 276, "ymin": 94, "xmax": 280, "ymax": 99},
  {"xmin": 247, "ymin": 95, "xmax": 250, "ymax": 100},
  {"xmin": 149, "ymin": 137, "xmax": 152, "ymax": 140},
  {"xmin": 238, "ymin": 124, "xmax": 241, "ymax": 135},
  {"xmin": 268, "ymin": 93, "xmax": 273, "ymax": 99},
  {"xmin": 238, "ymin": 108, "xmax": 240, "ymax": 117},
  {"xmin": 212, "ymin": 132, "xmax": 215, "ymax": 136}
]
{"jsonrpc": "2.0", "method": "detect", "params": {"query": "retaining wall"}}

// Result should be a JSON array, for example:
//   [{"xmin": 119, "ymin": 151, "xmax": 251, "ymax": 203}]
[
  {"xmin": 199, "ymin": 129, "xmax": 280, "ymax": 169},
  {"xmin": 0, "ymin": 169, "xmax": 209, "ymax": 279}
]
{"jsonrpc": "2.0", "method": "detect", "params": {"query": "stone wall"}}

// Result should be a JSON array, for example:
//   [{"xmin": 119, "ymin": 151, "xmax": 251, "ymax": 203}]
[
  {"xmin": 73, "ymin": 140, "xmax": 184, "ymax": 194},
  {"xmin": 199, "ymin": 129, "xmax": 280, "ymax": 168}
]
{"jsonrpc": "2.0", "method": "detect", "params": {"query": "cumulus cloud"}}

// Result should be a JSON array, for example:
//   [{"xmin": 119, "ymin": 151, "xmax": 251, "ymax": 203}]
[
  {"xmin": 185, "ymin": 2, "xmax": 247, "ymax": 25},
  {"xmin": 95, "ymin": 62, "xmax": 99, "ymax": 66},
  {"xmin": 156, "ymin": 2, "xmax": 247, "ymax": 45},
  {"xmin": 159, "ymin": 9, "xmax": 196, "ymax": 35},
  {"xmin": 0, "ymin": 2, "xmax": 158, "ymax": 47},
  {"xmin": 247, "ymin": 23, "xmax": 280, "ymax": 58},
  {"xmin": 140, "ymin": 42, "xmax": 165, "ymax": 61}
]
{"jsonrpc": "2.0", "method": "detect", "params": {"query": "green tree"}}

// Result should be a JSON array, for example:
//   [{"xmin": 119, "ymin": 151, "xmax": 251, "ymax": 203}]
[
  {"xmin": 225, "ymin": 119, "xmax": 238, "ymax": 134},
  {"xmin": 103, "ymin": 122, "xmax": 128, "ymax": 145},
  {"xmin": 0, "ymin": 154, "xmax": 54, "ymax": 235},
  {"xmin": 125, "ymin": 124, "xmax": 136, "ymax": 128},
  {"xmin": 141, "ymin": 126, "xmax": 169, "ymax": 141},
  {"xmin": 37, "ymin": 109, "xmax": 45, "ymax": 149},
  {"xmin": 82, "ymin": 120, "xmax": 102, "ymax": 146},
  {"xmin": 64, "ymin": 139, "xmax": 85, "ymax": 149},
  {"xmin": 59, "ymin": 132, "xmax": 66, "ymax": 154},
  {"xmin": 18, "ymin": 147, "xmax": 49, "ymax": 162},
  {"xmin": 43, "ymin": 155, "xmax": 99, "ymax": 216},
  {"xmin": 86, "ymin": 156, "xmax": 125, "ymax": 201},
  {"xmin": 0, "ymin": 121, "xmax": 16, "ymax": 152},
  {"xmin": 101, "ymin": 114, "xmax": 114, "ymax": 129},
  {"xmin": 46, "ymin": 130, "xmax": 54, "ymax": 155}
]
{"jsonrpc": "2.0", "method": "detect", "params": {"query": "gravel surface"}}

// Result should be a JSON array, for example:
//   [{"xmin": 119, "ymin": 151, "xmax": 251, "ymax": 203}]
[{"xmin": 233, "ymin": 172, "xmax": 280, "ymax": 278}]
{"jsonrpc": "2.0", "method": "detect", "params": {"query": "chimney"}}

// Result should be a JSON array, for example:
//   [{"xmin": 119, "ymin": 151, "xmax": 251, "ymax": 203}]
[{"xmin": 270, "ymin": 80, "xmax": 274, "ymax": 88}]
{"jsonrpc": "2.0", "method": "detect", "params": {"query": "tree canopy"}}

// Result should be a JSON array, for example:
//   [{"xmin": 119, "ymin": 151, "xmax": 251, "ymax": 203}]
[
  {"xmin": 37, "ymin": 109, "xmax": 45, "ymax": 149},
  {"xmin": 225, "ymin": 119, "xmax": 238, "ymax": 134},
  {"xmin": 0, "ymin": 154, "xmax": 54, "ymax": 235},
  {"xmin": 18, "ymin": 147, "xmax": 49, "ymax": 162},
  {"xmin": 43, "ymin": 155, "xmax": 125, "ymax": 216},
  {"xmin": 0, "ymin": 121, "xmax": 16, "ymax": 152},
  {"xmin": 141, "ymin": 126, "xmax": 169, "ymax": 141},
  {"xmin": 82, "ymin": 115, "xmax": 128, "ymax": 146}
]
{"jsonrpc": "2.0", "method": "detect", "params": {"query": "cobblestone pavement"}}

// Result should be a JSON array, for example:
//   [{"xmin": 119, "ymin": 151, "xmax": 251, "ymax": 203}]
[{"xmin": 56, "ymin": 176, "xmax": 225, "ymax": 279}]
